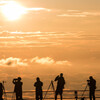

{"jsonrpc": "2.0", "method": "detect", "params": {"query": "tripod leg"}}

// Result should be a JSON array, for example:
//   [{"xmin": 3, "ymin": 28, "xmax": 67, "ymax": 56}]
[
  {"xmin": 51, "ymin": 81, "xmax": 56, "ymax": 99},
  {"xmin": 51, "ymin": 81, "xmax": 55, "ymax": 92},
  {"xmin": 82, "ymin": 85, "xmax": 88, "ymax": 97},
  {"xmin": 44, "ymin": 82, "xmax": 52, "ymax": 99}
]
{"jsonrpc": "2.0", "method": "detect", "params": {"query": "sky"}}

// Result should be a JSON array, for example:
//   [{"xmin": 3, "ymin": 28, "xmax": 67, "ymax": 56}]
[{"xmin": 0, "ymin": 0, "xmax": 100, "ymax": 91}]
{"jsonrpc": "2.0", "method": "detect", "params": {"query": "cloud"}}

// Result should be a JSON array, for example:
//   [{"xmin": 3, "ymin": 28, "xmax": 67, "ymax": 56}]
[
  {"xmin": 26, "ymin": 8, "xmax": 51, "ymax": 12},
  {"xmin": 0, "ymin": 56, "xmax": 72, "ymax": 67},
  {"xmin": 58, "ymin": 14, "xmax": 86, "ymax": 17},
  {"xmin": 56, "ymin": 61, "xmax": 71, "ymax": 66},
  {"xmin": 31, "ymin": 57, "xmax": 71, "ymax": 66},
  {"xmin": 0, "ymin": 57, "xmax": 28, "ymax": 67},
  {"xmin": 67, "ymin": 10, "xmax": 80, "ymax": 12},
  {"xmin": 0, "ymin": 1, "xmax": 51, "ymax": 16},
  {"xmin": 24, "ymin": 7, "xmax": 51, "ymax": 14},
  {"xmin": 58, "ymin": 11, "xmax": 100, "ymax": 17},
  {"xmin": 0, "ymin": 31, "xmax": 100, "ymax": 48},
  {"xmin": 0, "ymin": 36, "xmax": 15, "ymax": 39},
  {"xmin": 31, "ymin": 57, "xmax": 54, "ymax": 64},
  {"xmin": 0, "ymin": 1, "xmax": 9, "ymax": 5}
]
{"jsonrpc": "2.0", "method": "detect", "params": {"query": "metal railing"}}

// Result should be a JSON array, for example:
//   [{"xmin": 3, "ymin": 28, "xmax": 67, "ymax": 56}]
[{"xmin": 3, "ymin": 89, "xmax": 100, "ymax": 100}]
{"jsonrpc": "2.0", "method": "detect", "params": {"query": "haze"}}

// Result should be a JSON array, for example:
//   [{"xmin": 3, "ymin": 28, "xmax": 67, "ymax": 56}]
[{"xmin": 0, "ymin": 0, "xmax": 100, "ymax": 91}]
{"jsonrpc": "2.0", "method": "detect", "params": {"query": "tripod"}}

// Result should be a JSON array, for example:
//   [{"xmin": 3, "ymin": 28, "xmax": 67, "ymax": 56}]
[
  {"xmin": 44, "ymin": 80, "xmax": 55, "ymax": 99},
  {"xmin": 81, "ymin": 84, "xmax": 88, "ymax": 100}
]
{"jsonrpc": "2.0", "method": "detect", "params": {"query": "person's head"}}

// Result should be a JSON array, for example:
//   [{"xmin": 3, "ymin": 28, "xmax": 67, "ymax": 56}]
[
  {"xmin": 89, "ymin": 76, "xmax": 93, "ymax": 80},
  {"xmin": 36, "ymin": 77, "xmax": 40, "ymax": 81},
  {"xmin": 18, "ymin": 77, "xmax": 21, "ymax": 81},
  {"xmin": 60, "ymin": 73, "xmax": 63, "ymax": 77}
]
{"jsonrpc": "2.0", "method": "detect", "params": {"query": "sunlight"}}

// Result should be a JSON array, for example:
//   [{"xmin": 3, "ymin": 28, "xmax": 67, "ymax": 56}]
[{"xmin": 1, "ymin": 1, "xmax": 26, "ymax": 21}]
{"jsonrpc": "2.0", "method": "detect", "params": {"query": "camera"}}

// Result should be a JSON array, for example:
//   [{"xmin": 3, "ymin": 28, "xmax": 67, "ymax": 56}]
[
  {"xmin": 13, "ymin": 78, "xmax": 18, "ymax": 82},
  {"xmin": 14, "ymin": 78, "xmax": 18, "ymax": 80},
  {"xmin": 87, "ymin": 80, "xmax": 90, "ymax": 81},
  {"xmin": 87, "ymin": 80, "xmax": 90, "ymax": 84}
]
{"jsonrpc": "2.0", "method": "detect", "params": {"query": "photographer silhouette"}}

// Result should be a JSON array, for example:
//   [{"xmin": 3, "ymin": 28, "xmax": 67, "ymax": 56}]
[
  {"xmin": 87, "ymin": 76, "xmax": 96, "ymax": 100},
  {"xmin": 12, "ymin": 77, "xmax": 23, "ymax": 100},
  {"xmin": 55, "ymin": 73, "xmax": 65, "ymax": 100},
  {"xmin": 34, "ymin": 77, "xmax": 43, "ymax": 100}
]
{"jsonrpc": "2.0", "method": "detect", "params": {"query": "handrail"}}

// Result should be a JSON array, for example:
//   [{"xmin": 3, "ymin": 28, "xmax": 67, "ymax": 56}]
[
  {"xmin": 4, "ymin": 89, "xmax": 100, "ymax": 93},
  {"xmin": 3, "ymin": 89, "xmax": 100, "ymax": 100}
]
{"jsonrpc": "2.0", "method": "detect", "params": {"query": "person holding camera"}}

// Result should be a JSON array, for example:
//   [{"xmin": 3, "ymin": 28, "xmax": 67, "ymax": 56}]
[
  {"xmin": 12, "ymin": 77, "xmax": 23, "ymax": 100},
  {"xmin": 87, "ymin": 76, "xmax": 96, "ymax": 100},
  {"xmin": 34, "ymin": 77, "xmax": 43, "ymax": 100},
  {"xmin": 55, "ymin": 73, "xmax": 65, "ymax": 100}
]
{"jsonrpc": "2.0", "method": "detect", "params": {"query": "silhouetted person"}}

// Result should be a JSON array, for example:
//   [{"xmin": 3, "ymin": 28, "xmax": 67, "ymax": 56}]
[
  {"xmin": 34, "ymin": 77, "xmax": 43, "ymax": 100},
  {"xmin": 55, "ymin": 73, "xmax": 65, "ymax": 100},
  {"xmin": 13, "ymin": 77, "xmax": 23, "ymax": 100},
  {"xmin": 0, "ymin": 83, "xmax": 4, "ymax": 100},
  {"xmin": 87, "ymin": 76, "xmax": 96, "ymax": 100}
]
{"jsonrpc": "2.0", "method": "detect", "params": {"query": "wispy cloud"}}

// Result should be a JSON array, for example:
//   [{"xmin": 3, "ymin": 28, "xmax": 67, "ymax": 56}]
[
  {"xmin": 0, "ymin": 1, "xmax": 51, "ymax": 15},
  {"xmin": 31, "ymin": 57, "xmax": 71, "ymax": 66},
  {"xmin": 0, "ymin": 31, "xmax": 100, "ymax": 48},
  {"xmin": 67, "ymin": 10, "xmax": 81, "ymax": 12},
  {"xmin": 58, "ymin": 14, "xmax": 86, "ymax": 17},
  {"xmin": 58, "ymin": 10, "xmax": 100, "ymax": 17},
  {"xmin": 25, "ymin": 8, "xmax": 51, "ymax": 12}
]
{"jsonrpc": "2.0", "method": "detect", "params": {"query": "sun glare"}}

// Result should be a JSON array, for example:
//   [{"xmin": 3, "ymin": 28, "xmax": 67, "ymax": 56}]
[{"xmin": 1, "ymin": 1, "xmax": 26, "ymax": 21}]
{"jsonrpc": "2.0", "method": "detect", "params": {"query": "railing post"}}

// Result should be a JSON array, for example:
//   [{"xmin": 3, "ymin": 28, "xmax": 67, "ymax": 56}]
[{"xmin": 74, "ymin": 91, "xmax": 78, "ymax": 100}]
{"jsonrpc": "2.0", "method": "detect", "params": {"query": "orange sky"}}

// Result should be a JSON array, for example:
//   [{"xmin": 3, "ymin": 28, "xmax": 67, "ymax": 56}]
[{"xmin": 0, "ymin": 0, "xmax": 100, "ymax": 91}]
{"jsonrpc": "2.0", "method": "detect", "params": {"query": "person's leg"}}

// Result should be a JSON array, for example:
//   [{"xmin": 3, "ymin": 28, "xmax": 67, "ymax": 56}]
[
  {"xmin": 36, "ymin": 92, "xmax": 39, "ymax": 100},
  {"xmin": 16, "ymin": 92, "xmax": 19, "ymax": 100},
  {"xmin": 93, "ymin": 90, "xmax": 95, "ymax": 100},
  {"xmin": 0, "ymin": 93, "xmax": 2, "ymax": 100},
  {"xmin": 60, "ymin": 90, "xmax": 63, "ymax": 100},
  {"xmin": 40, "ymin": 92, "xmax": 43, "ymax": 100},
  {"xmin": 60, "ymin": 94, "xmax": 62, "ymax": 100},
  {"xmin": 0, "ymin": 94, "xmax": 2, "ymax": 99},
  {"xmin": 19, "ymin": 92, "xmax": 23, "ymax": 100},
  {"xmin": 89, "ymin": 91, "xmax": 92, "ymax": 100},
  {"xmin": 55, "ymin": 91, "xmax": 58, "ymax": 100}
]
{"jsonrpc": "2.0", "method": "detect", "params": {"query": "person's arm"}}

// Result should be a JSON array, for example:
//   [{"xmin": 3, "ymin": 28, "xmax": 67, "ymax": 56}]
[
  {"xmin": 2, "ymin": 84, "xmax": 4, "ymax": 91},
  {"xmin": 55, "ymin": 75, "xmax": 59, "ymax": 81},
  {"xmin": 88, "ymin": 83, "xmax": 90, "ymax": 86},
  {"xmin": 87, "ymin": 81, "xmax": 90, "ymax": 86},
  {"xmin": 34, "ymin": 82, "xmax": 36, "ymax": 87},
  {"xmin": 41, "ymin": 82, "xmax": 43, "ymax": 86},
  {"xmin": 95, "ymin": 80, "xmax": 96, "ymax": 86},
  {"xmin": 94, "ymin": 80, "xmax": 96, "ymax": 89},
  {"xmin": 12, "ymin": 79, "xmax": 16, "ymax": 84},
  {"xmin": 63, "ymin": 78, "xmax": 65, "ymax": 85}
]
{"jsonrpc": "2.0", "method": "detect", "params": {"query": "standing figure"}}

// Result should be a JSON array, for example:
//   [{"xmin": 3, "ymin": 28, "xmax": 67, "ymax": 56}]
[
  {"xmin": 34, "ymin": 77, "xmax": 43, "ymax": 100},
  {"xmin": 55, "ymin": 73, "xmax": 65, "ymax": 100},
  {"xmin": 0, "ymin": 82, "xmax": 4, "ymax": 100},
  {"xmin": 87, "ymin": 76, "xmax": 96, "ymax": 100},
  {"xmin": 13, "ymin": 77, "xmax": 23, "ymax": 100}
]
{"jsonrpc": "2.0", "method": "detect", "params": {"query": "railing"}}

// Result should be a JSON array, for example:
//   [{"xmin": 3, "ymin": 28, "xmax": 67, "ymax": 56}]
[{"xmin": 3, "ymin": 90, "xmax": 100, "ymax": 100}]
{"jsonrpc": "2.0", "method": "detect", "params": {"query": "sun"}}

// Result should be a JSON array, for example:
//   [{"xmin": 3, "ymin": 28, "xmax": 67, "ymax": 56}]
[{"xmin": 1, "ymin": 1, "xmax": 26, "ymax": 21}]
